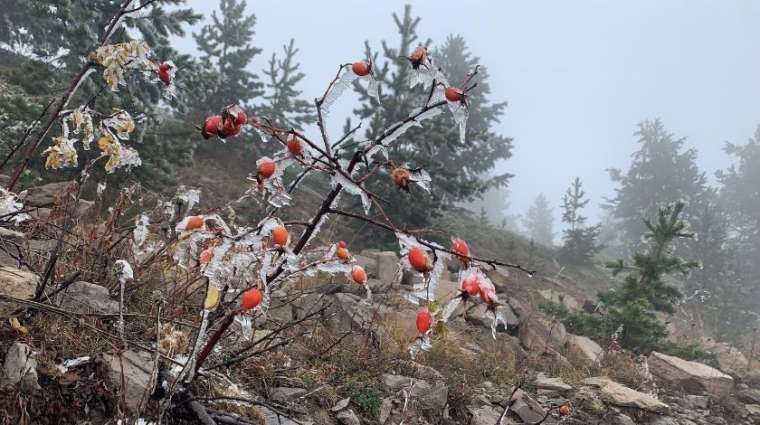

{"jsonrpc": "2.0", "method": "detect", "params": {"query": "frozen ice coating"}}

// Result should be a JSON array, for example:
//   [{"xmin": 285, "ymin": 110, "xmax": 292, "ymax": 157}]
[
  {"xmin": 176, "ymin": 186, "xmax": 201, "ymax": 213},
  {"xmin": 133, "ymin": 214, "xmax": 150, "ymax": 247},
  {"xmin": 408, "ymin": 335, "xmax": 432, "ymax": 359},
  {"xmin": 331, "ymin": 172, "xmax": 371, "ymax": 214},
  {"xmin": 114, "ymin": 260, "xmax": 134, "ymax": 284},
  {"xmin": 447, "ymin": 100, "xmax": 468, "ymax": 144},
  {"xmin": 0, "ymin": 188, "xmax": 30, "ymax": 225},
  {"xmin": 320, "ymin": 65, "xmax": 358, "ymax": 115}
]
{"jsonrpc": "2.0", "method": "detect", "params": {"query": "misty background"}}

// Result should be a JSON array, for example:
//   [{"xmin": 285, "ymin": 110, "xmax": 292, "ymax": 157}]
[{"xmin": 170, "ymin": 0, "xmax": 760, "ymax": 235}]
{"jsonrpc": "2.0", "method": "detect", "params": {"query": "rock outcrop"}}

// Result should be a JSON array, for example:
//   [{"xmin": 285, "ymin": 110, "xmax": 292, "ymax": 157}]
[
  {"xmin": 0, "ymin": 266, "xmax": 38, "ymax": 317},
  {"xmin": 648, "ymin": 351, "xmax": 734, "ymax": 397}
]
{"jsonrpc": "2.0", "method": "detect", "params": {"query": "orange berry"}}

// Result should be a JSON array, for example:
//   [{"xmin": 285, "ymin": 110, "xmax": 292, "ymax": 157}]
[
  {"xmin": 185, "ymin": 216, "xmax": 204, "ymax": 231},
  {"xmin": 235, "ymin": 110, "xmax": 247, "ymax": 126},
  {"xmin": 158, "ymin": 62, "xmax": 172, "ymax": 85},
  {"xmin": 271, "ymin": 225, "xmax": 289, "ymax": 247},
  {"xmin": 338, "ymin": 241, "xmax": 347, "ymax": 249},
  {"xmin": 351, "ymin": 265, "xmax": 367, "ymax": 285},
  {"xmin": 559, "ymin": 404, "xmax": 572, "ymax": 416},
  {"xmin": 451, "ymin": 238, "xmax": 470, "ymax": 264},
  {"xmin": 351, "ymin": 61, "xmax": 370, "ymax": 77},
  {"xmin": 408, "ymin": 46, "xmax": 427, "ymax": 68},
  {"xmin": 199, "ymin": 248, "xmax": 214, "ymax": 264},
  {"xmin": 257, "ymin": 157, "xmax": 276, "ymax": 179},
  {"xmin": 336, "ymin": 246, "xmax": 350, "ymax": 261},
  {"xmin": 287, "ymin": 135, "xmax": 304, "ymax": 156},
  {"xmin": 416, "ymin": 308, "xmax": 433, "ymax": 334},
  {"xmin": 444, "ymin": 87, "xmax": 464, "ymax": 102},
  {"xmin": 202, "ymin": 115, "xmax": 222, "ymax": 139},
  {"xmin": 391, "ymin": 167, "xmax": 411, "ymax": 191},
  {"xmin": 241, "ymin": 288, "xmax": 262, "ymax": 310},
  {"xmin": 408, "ymin": 246, "xmax": 431, "ymax": 273},
  {"xmin": 461, "ymin": 274, "xmax": 480, "ymax": 296}
]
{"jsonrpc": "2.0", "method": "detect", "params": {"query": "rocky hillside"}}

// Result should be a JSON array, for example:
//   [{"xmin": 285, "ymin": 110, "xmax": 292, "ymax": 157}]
[{"xmin": 1, "ymin": 180, "xmax": 759, "ymax": 425}]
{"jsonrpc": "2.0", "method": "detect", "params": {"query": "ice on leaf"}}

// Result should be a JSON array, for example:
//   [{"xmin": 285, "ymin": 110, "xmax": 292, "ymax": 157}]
[
  {"xmin": 0, "ymin": 188, "xmax": 30, "ymax": 225},
  {"xmin": 90, "ymin": 40, "xmax": 155, "ymax": 91},
  {"xmin": 331, "ymin": 172, "xmax": 371, "ymax": 214},
  {"xmin": 408, "ymin": 335, "xmax": 432, "ymax": 359},
  {"xmin": 133, "ymin": 214, "xmax": 150, "ymax": 247},
  {"xmin": 447, "ymin": 101, "xmax": 468, "ymax": 144},
  {"xmin": 320, "ymin": 65, "xmax": 356, "ymax": 115},
  {"xmin": 114, "ymin": 260, "xmax": 134, "ymax": 284},
  {"xmin": 43, "ymin": 136, "xmax": 78, "ymax": 170}
]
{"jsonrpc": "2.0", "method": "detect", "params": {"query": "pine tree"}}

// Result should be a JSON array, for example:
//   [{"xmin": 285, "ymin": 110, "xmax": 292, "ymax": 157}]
[
  {"xmin": 349, "ymin": 5, "xmax": 513, "ymax": 245},
  {"xmin": 607, "ymin": 119, "xmax": 709, "ymax": 255},
  {"xmin": 0, "ymin": 1, "xmax": 202, "ymax": 188},
  {"xmin": 193, "ymin": 0, "xmax": 263, "ymax": 113},
  {"xmin": 559, "ymin": 178, "xmax": 601, "ymax": 265},
  {"xmin": 258, "ymin": 39, "xmax": 315, "ymax": 129},
  {"xmin": 600, "ymin": 202, "xmax": 698, "ymax": 351},
  {"xmin": 523, "ymin": 194, "xmax": 554, "ymax": 246}
]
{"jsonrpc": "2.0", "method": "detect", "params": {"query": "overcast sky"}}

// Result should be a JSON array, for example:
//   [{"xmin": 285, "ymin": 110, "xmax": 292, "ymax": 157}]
[{"xmin": 172, "ymin": 0, "xmax": 760, "ymax": 226}]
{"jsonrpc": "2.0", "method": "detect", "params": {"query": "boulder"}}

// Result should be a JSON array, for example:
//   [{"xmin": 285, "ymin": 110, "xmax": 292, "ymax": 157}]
[
  {"xmin": 269, "ymin": 387, "xmax": 306, "ymax": 404},
  {"xmin": 467, "ymin": 405, "xmax": 502, "ymax": 425},
  {"xmin": 260, "ymin": 406, "xmax": 310, "ymax": 425},
  {"xmin": 538, "ymin": 289, "xmax": 581, "ymax": 310},
  {"xmin": 682, "ymin": 394, "xmax": 709, "ymax": 410},
  {"xmin": 701, "ymin": 340, "xmax": 748, "ymax": 373},
  {"xmin": 582, "ymin": 377, "xmax": 671, "ymax": 415},
  {"xmin": 518, "ymin": 315, "xmax": 567, "ymax": 353},
  {"xmin": 485, "ymin": 267, "xmax": 510, "ymax": 290},
  {"xmin": 374, "ymin": 251, "xmax": 399, "ymax": 289},
  {"xmin": 335, "ymin": 409, "xmax": 360, "ymax": 425},
  {"xmin": 1, "ymin": 342, "xmax": 40, "ymax": 391},
  {"xmin": 382, "ymin": 374, "xmax": 448, "ymax": 419},
  {"xmin": 0, "ymin": 266, "xmax": 38, "ymax": 317},
  {"xmin": 744, "ymin": 369, "xmax": 760, "ymax": 389},
  {"xmin": 535, "ymin": 373, "xmax": 572, "ymax": 394},
  {"xmin": 508, "ymin": 388, "xmax": 547, "ymax": 423},
  {"xmin": 566, "ymin": 334, "xmax": 604, "ymax": 367},
  {"xmin": 465, "ymin": 303, "xmax": 518, "ymax": 334},
  {"xmin": 23, "ymin": 180, "xmax": 75, "ymax": 207},
  {"xmin": 0, "ymin": 228, "xmax": 25, "ymax": 267},
  {"xmin": 648, "ymin": 351, "xmax": 734, "ymax": 397},
  {"xmin": 737, "ymin": 388, "xmax": 760, "ymax": 404},
  {"xmin": 101, "ymin": 350, "xmax": 154, "ymax": 413},
  {"xmin": 59, "ymin": 281, "xmax": 119, "ymax": 314}
]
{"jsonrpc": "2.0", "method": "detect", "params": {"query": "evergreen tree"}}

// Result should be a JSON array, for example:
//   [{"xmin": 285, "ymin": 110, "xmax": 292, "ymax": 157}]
[
  {"xmin": 607, "ymin": 119, "xmax": 709, "ymax": 255},
  {"xmin": 0, "ymin": 1, "xmax": 202, "ymax": 188},
  {"xmin": 559, "ymin": 177, "xmax": 601, "ymax": 265},
  {"xmin": 600, "ymin": 202, "xmax": 698, "ymax": 351},
  {"xmin": 523, "ymin": 194, "xmax": 554, "ymax": 246},
  {"xmin": 349, "ymin": 5, "xmax": 513, "ymax": 245},
  {"xmin": 193, "ymin": 0, "xmax": 263, "ymax": 113},
  {"xmin": 257, "ymin": 39, "xmax": 315, "ymax": 129}
]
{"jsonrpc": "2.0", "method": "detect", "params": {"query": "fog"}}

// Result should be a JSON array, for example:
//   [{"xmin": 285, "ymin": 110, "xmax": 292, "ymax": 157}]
[{"xmin": 173, "ymin": 0, "xmax": 760, "ymax": 226}]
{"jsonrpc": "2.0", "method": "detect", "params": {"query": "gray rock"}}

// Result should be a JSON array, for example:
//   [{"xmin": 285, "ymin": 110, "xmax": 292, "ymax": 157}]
[
  {"xmin": 743, "ymin": 370, "xmax": 760, "ymax": 389},
  {"xmin": 382, "ymin": 374, "xmax": 448, "ymax": 419},
  {"xmin": 467, "ymin": 405, "xmax": 502, "ymax": 425},
  {"xmin": 1, "ymin": 342, "xmax": 40, "ymax": 391},
  {"xmin": 331, "ymin": 397, "xmax": 351, "ymax": 412},
  {"xmin": 336, "ymin": 409, "xmax": 360, "ymax": 425},
  {"xmin": 582, "ymin": 377, "xmax": 671, "ymax": 415},
  {"xmin": 518, "ymin": 315, "xmax": 567, "ymax": 353},
  {"xmin": 269, "ymin": 387, "xmax": 306, "ymax": 403},
  {"xmin": 566, "ymin": 334, "xmax": 604, "ymax": 367},
  {"xmin": 101, "ymin": 350, "xmax": 154, "ymax": 413},
  {"xmin": 509, "ymin": 388, "xmax": 547, "ymax": 423},
  {"xmin": 0, "ymin": 228, "xmax": 25, "ymax": 268},
  {"xmin": 683, "ymin": 394, "xmax": 710, "ymax": 409},
  {"xmin": 737, "ymin": 388, "xmax": 760, "ymax": 404},
  {"xmin": 374, "ymin": 251, "xmax": 399, "ymax": 289},
  {"xmin": 23, "ymin": 181, "xmax": 75, "ymax": 207},
  {"xmin": 59, "ymin": 281, "xmax": 119, "ymax": 314},
  {"xmin": 648, "ymin": 351, "xmax": 734, "ymax": 397},
  {"xmin": 260, "ymin": 406, "xmax": 312, "ymax": 425},
  {"xmin": 536, "ymin": 373, "xmax": 573, "ymax": 393},
  {"xmin": 0, "ymin": 266, "xmax": 38, "ymax": 317}
]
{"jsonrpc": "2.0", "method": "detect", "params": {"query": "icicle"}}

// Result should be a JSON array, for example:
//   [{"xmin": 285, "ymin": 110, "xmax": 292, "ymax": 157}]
[
  {"xmin": 440, "ymin": 297, "xmax": 462, "ymax": 322},
  {"xmin": 320, "ymin": 66, "xmax": 356, "ymax": 115}
]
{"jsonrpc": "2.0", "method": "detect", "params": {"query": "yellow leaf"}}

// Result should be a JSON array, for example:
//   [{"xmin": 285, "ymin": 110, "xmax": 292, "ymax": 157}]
[
  {"xmin": 9, "ymin": 317, "xmax": 28, "ymax": 335},
  {"xmin": 204, "ymin": 287, "xmax": 221, "ymax": 310}
]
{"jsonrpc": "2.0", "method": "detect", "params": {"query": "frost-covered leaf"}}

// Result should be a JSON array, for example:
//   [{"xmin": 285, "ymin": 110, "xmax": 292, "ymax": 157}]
[
  {"xmin": 114, "ymin": 260, "xmax": 134, "ymax": 284},
  {"xmin": 0, "ymin": 188, "xmax": 30, "ymax": 225},
  {"xmin": 331, "ymin": 172, "xmax": 370, "ymax": 214},
  {"xmin": 320, "ymin": 65, "xmax": 356, "ymax": 115}
]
